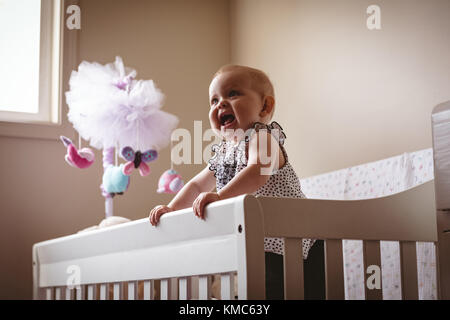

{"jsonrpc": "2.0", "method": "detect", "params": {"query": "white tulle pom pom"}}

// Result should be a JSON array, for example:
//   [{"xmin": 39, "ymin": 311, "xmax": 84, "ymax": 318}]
[{"xmin": 65, "ymin": 56, "xmax": 179, "ymax": 151}]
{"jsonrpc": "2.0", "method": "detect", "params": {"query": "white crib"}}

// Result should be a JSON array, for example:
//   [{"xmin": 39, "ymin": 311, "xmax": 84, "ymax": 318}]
[{"xmin": 32, "ymin": 101, "xmax": 450, "ymax": 300}]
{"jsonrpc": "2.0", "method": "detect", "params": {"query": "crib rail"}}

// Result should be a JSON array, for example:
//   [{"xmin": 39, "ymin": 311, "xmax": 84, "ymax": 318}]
[
  {"xmin": 34, "ymin": 181, "xmax": 437, "ymax": 300},
  {"xmin": 257, "ymin": 180, "xmax": 437, "ymax": 300},
  {"xmin": 33, "ymin": 195, "xmax": 265, "ymax": 300}
]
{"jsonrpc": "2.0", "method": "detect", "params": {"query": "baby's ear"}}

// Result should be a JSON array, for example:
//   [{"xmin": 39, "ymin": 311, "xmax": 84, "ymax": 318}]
[{"xmin": 261, "ymin": 96, "xmax": 275, "ymax": 118}]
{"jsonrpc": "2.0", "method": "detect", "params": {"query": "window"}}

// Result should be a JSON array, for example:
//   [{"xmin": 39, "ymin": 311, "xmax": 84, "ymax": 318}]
[{"xmin": 0, "ymin": 0, "xmax": 62, "ymax": 124}]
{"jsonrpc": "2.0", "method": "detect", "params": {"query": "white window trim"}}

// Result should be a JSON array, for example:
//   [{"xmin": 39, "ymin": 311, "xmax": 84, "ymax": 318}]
[
  {"xmin": 0, "ymin": 0, "xmax": 78, "ymax": 141},
  {"xmin": 0, "ymin": 0, "xmax": 62, "ymax": 124}
]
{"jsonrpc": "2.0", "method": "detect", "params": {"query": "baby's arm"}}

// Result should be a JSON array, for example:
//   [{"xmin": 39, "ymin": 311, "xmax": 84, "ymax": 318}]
[
  {"xmin": 149, "ymin": 165, "xmax": 216, "ymax": 226},
  {"xmin": 193, "ymin": 131, "xmax": 282, "ymax": 219},
  {"xmin": 217, "ymin": 131, "xmax": 278, "ymax": 200},
  {"xmin": 168, "ymin": 166, "xmax": 216, "ymax": 210}
]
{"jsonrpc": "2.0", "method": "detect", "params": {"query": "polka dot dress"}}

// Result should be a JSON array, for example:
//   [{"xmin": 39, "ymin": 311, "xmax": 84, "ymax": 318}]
[{"xmin": 208, "ymin": 121, "xmax": 315, "ymax": 260}]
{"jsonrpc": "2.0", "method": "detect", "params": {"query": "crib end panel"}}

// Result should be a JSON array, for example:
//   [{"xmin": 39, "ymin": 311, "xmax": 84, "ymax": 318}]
[{"xmin": 234, "ymin": 195, "xmax": 265, "ymax": 300}]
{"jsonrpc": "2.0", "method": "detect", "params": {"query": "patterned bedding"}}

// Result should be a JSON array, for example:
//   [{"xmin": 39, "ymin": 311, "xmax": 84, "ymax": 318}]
[{"xmin": 300, "ymin": 148, "xmax": 436, "ymax": 299}]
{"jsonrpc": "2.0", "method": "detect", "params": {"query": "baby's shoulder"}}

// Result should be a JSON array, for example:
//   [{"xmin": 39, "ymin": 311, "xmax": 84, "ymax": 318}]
[
  {"xmin": 245, "ymin": 121, "xmax": 286, "ymax": 146},
  {"xmin": 244, "ymin": 122, "xmax": 288, "ymax": 169}
]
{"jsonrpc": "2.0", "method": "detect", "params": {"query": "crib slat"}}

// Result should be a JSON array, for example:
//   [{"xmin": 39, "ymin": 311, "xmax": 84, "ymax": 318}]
[
  {"xmin": 87, "ymin": 285, "xmax": 96, "ymax": 300},
  {"xmin": 170, "ymin": 278, "xmax": 179, "ymax": 300},
  {"xmin": 199, "ymin": 275, "xmax": 211, "ymax": 300},
  {"xmin": 113, "ymin": 282, "xmax": 123, "ymax": 300},
  {"xmin": 220, "ymin": 273, "xmax": 235, "ymax": 300},
  {"xmin": 400, "ymin": 241, "xmax": 419, "ymax": 300},
  {"xmin": 324, "ymin": 239, "xmax": 345, "ymax": 299},
  {"xmin": 190, "ymin": 276, "xmax": 199, "ymax": 300},
  {"xmin": 363, "ymin": 240, "xmax": 382, "ymax": 300},
  {"xmin": 434, "ymin": 242, "xmax": 442, "ymax": 300},
  {"xmin": 283, "ymin": 238, "xmax": 304, "ymax": 300},
  {"xmin": 128, "ymin": 281, "xmax": 137, "ymax": 300},
  {"xmin": 65, "ymin": 288, "xmax": 72, "ymax": 300},
  {"xmin": 99, "ymin": 284, "xmax": 109, "ymax": 300},
  {"xmin": 76, "ymin": 285, "xmax": 85, "ymax": 300},
  {"xmin": 46, "ymin": 288, "xmax": 53, "ymax": 300},
  {"xmin": 179, "ymin": 277, "xmax": 192, "ymax": 300},
  {"xmin": 233, "ymin": 272, "xmax": 238, "ymax": 299},
  {"xmin": 55, "ymin": 288, "xmax": 61, "ymax": 300},
  {"xmin": 160, "ymin": 279, "xmax": 171, "ymax": 300},
  {"xmin": 143, "ymin": 280, "xmax": 153, "ymax": 300}
]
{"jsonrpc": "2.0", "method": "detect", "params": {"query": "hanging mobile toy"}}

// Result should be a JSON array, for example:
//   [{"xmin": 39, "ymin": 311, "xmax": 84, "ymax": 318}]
[
  {"xmin": 60, "ymin": 136, "xmax": 95, "ymax": 169},
  {"xmin": 157, "ymin": 139, "xmax": 184, "ymax": 194},
  {"xmin": 102, "ymin": 164, "xmax": 130, "ymax": 197},
  {"xmin": 100, "ymin": 147, "xmax": 130, "ymax": 199},
  {"xmin": 65, "ymin": 56, "xmax": 180, "ymax": 219},
  {"xmin": 121, "ymin": 147, "xmax": 158, "ymax": 176},
  {"xmin": 157, "ymin": 169, "xmax": 184, "ymax": 194}
]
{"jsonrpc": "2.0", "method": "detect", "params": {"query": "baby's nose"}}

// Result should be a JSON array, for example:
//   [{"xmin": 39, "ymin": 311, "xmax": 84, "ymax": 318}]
[{"xmin": 218, "ymin": 99, "xmax": 229, "ymax": 108}]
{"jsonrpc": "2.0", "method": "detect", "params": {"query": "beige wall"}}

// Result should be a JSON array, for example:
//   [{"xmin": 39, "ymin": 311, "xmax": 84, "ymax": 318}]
[
  {"xmin": 0, "ymin": 0, "xmax": 229, "ymax": 299},
  {"xmin": 1, "ymin": 0, "xmax": 449, "ymax": 299},
  {"xmin": 230, "ymin": 0, "xmax": 450, "ymax": 176}
]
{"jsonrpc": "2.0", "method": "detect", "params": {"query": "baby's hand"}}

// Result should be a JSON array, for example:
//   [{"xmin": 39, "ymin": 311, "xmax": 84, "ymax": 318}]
[
  {"xmin": 193, "ymin": 192, "xmax": 221, "ymax": 220},
  {"xmin": 149, "ymin": 205, "xmax": 174, "ymax": 226}
]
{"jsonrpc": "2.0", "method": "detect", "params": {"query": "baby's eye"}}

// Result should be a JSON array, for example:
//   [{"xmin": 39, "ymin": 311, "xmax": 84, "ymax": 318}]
[
  {"xmin": 211, "ymin": 98, "xmax": 218, "ymax": 105},
  {"xmin": 229, "ymin": 90, "xmax": 239, "ymax": 97}
]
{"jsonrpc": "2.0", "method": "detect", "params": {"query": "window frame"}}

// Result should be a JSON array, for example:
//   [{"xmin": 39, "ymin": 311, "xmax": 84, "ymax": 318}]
[{"xmin": 0, "ymin": 0, "xmax": 79, "ymax": 141}]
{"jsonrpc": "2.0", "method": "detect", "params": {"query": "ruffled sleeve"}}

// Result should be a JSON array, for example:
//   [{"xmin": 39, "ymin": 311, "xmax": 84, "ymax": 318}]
[
  {"xmin": 245, "ymin": 121, "xmax": 286, "ymax": 146},
  {"xmin": 267, "ymin": 121, "xmax": 286, "ymax": 146},
  {"xmin": 208, "ymin": 140, "xmax": 226, "ymax": 178},
  {"xmin": 240, "ymin": 121, "xmax": 288, "ymax": 164}
]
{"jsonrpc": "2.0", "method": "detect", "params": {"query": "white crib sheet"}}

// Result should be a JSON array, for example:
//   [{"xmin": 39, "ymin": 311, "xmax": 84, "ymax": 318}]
[{"xmin": 300, "ymin": 148, "xmax": 437, "ymax": 300}]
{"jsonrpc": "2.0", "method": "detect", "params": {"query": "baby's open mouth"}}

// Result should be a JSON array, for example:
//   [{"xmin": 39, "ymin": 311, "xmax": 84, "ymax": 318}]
[{"xmin": 219, "ymin": 113, "xmax": 236, "ymax": 126}]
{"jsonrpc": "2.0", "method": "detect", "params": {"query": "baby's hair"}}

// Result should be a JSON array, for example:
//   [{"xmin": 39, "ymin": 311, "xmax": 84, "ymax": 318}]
[
  {"xmin": 213, "ymin": 64, "xmax": 275, "ymax": 99},
  {"xmin": 212, "ymin": 64, "xmax": 275, "ymax": 119}
]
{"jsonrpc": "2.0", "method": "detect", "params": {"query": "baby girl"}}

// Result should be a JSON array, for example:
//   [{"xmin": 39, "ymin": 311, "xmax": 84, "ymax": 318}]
[{"xmin": 149, "ymin": 65, "xmax": 324, "ymax": 299}]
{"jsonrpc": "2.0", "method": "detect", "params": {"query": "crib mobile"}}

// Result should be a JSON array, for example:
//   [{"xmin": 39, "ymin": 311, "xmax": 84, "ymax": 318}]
[
  {"xmin": 60, "ymin": 135, "xmax": 95, "ymax": 169},
  {"xmin": 64, "ymin": 56, "xmax": 183, "ymax": 220}
]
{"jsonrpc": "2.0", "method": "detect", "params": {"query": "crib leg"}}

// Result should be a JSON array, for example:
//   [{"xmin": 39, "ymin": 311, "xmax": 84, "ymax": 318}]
[{"xmin": 436, "ymin": 211, "xmax": 450, "ymax": 299}]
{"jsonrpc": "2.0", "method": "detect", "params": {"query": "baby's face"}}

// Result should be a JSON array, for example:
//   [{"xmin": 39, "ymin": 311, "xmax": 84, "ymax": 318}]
[{"xmin": 209, "ymin": 70, "xmax": 264, "ymax": 141}]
